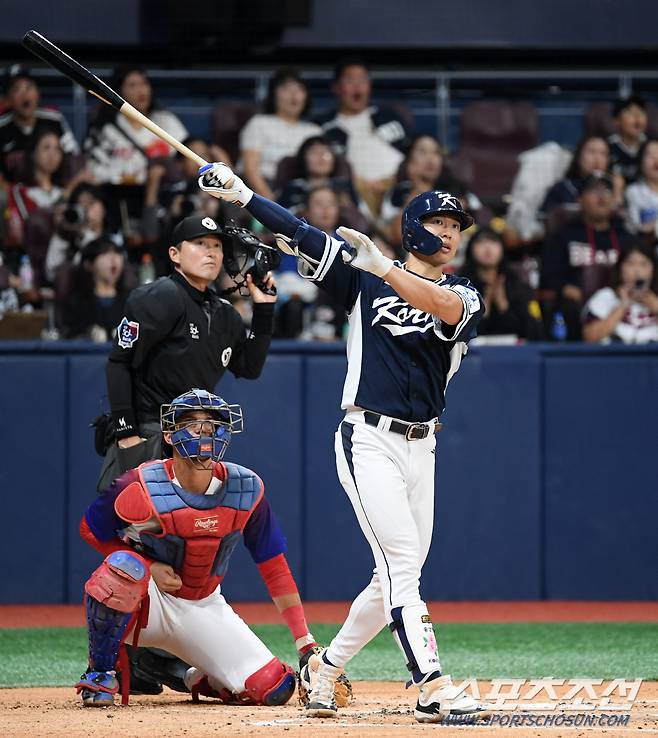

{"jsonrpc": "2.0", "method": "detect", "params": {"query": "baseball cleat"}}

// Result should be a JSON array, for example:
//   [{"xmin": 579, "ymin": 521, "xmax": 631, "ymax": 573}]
[
  {"xmin": 304, "ymin": 652, "xmax": 342, "ymax": 718},
  {"xmin": 414, "ymin": 674, "xmax": 490, "ymax": 723},
  {"xmin": 76, "ymin": 670, "xmax": 119, "ymax": 707}
]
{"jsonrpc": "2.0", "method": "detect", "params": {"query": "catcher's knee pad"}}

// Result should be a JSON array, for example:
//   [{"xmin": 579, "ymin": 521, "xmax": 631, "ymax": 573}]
[
  {"xmin": 389, "ymin": 603, "xmax": 442, "ymax": 685},
  {"xmin": 84, "ymin": 551, "xmax": 149, "ymax": 673},
  {"xmin": 241, "ymin": 657, "xmax": 296, "ymax": 706},
  {"xmin": 86, "ymin": 551, "xmax": 149, "ymax": 612}
]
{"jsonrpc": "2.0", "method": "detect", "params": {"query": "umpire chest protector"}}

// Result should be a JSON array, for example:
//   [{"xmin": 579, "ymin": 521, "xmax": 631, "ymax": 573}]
[{"xmin": 114, "ymin": 460, "xmax": 262, "ymax": 599}]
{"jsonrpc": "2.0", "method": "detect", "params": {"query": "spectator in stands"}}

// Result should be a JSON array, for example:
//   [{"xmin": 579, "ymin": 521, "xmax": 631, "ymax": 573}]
[
  {"xmin": 0, "ymin": 254, "xmax": 20, "ymax": 318},
  {"xmin": 276, "ymin": 135, "xmax": 360, "ymax": 213},
  {"xmin": 316, "ymin": 58, "xmax": 410, "ymax": 217},
  {"xmin": 460, "ymin": 227, "xmax": 543, "ymax": 340},
  {"xmin": 45, "ymin": 183, "xmax": 118, "ymax": 283},
  {"xmin": 84, "ymin": 66, "xmax": 187, "ymax": 186},
  {"xmin": 607, "ymin": 95, "xmax": 647, "ymax": 185},
  {"xmin": 540, "ymin": 136, "xmax": 616, "ymax": 222},
  {"xmin": 59, "ymin": 237, "xmax": 128, "ymax": 341},
  {"xmin": 541, "ymin": 173, "xmax": 636, "ymax": 340},
  {"xmin": 5, "ymin": 130, "xmax": 91, "ymax": 289},
  {"xmin": 0, "ymin": 64, "xmax": 79, "ymax": 185},
  {"xmin": 380, "ymin": 134, "xmax": 480, "ymax": 248},
  {"xmin": 624, "ymin": 139, "xmax": 658, "ymax": 243},
  {"xmin": 5, "ymin": 130, "xmax": 68, "ymax": 248},
  {"xmin": 582, "ymin": 243, "xmax": 658, "ymax": 343},
  {"xmin": 240, "ymin": 68, "xmax": 321, "ymax": 201}
]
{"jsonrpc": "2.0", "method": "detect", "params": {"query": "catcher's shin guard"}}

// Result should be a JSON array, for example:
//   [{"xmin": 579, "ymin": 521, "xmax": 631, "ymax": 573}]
[
  {"xmin": 78, "ymin": 551, "xmax": 149, "ymax": 704},
  {"xmin": 389, "ymin": 603, "xmax": 442, "ymax": 686}
]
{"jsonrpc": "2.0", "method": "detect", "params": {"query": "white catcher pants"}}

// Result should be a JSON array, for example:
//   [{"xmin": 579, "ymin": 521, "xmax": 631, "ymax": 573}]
[
  {"xmin": 326, "ymin": 410, "xmax": 437, "ymax": 669},
  {"xmin": 127, "ymin": 580, "xmax": 274, "ymax": 693}
]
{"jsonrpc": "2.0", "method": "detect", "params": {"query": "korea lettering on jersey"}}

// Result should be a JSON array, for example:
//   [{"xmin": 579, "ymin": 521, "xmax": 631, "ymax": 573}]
[{"xmin": 299, "ymin": 235, "xmax": 484, "ymax": 423}]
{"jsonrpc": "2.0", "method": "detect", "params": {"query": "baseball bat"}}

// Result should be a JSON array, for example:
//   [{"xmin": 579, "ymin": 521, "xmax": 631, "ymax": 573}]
[{"xmin": 21, "ymin": 30, "xmax": 208, "ymax": 167}]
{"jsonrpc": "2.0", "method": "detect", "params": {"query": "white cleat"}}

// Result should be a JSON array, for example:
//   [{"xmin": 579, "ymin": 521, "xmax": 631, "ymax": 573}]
[
  {"xmin": 414, "ymin": 674, "xmax": 490, "ymax": 723},
  {"xmin": 303, "ymin": 651, "xmax": 342, "ymax": 718}
]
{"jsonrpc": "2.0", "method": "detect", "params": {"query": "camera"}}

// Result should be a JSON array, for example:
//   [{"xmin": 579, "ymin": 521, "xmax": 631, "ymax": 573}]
[
  {"xmin": 221, "ymin": 224, "xmax": 281, "ymax": 296},
  {"xmin": 62, "ymin": 203, "xmax": 86, "ymax": 227},
  {"xmin": 634, "ymin": 279, "xmax": 648, "ymax": 290}
]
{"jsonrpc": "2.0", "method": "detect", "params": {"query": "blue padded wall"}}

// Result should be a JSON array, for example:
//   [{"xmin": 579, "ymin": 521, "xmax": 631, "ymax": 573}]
[
  {"xmin": 0, "ymin": 342, "xmax": 656, "ymax": 603},
  {"xmin": 0, "ymin": 355, "xmax": 68, "ymax": 603},
  {"xmin": 543, "ymin": 353, "xmax": 658, "ymax": 599}
]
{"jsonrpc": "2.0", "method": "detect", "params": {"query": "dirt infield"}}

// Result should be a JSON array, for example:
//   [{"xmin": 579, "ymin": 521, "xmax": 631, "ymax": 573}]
[
  {"xmin": 2, "ymin": 681, "xmax": 656, "ymax": 738},
  {"xmin": 2, "ymin": 601, "xmax": 658, "ymax": 628}
]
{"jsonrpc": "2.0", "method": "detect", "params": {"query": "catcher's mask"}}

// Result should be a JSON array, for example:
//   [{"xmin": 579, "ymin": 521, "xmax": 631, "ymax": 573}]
[
  {"xmin": 221, "ymin": 223, "xmax": 280, "ymax": 296},
  {"xmin": 160, "ymin": 389, "xmax": 243, "ymax": 465}
]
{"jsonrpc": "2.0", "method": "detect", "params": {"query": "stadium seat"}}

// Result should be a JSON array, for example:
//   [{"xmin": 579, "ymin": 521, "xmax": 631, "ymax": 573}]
[
  {"xmin": 449, "ymin": 100, "xmax": 539, "ymax": 207},
  {"xmin": 211, "ymin": 101, "xmax": 259, "ymax": 166}
]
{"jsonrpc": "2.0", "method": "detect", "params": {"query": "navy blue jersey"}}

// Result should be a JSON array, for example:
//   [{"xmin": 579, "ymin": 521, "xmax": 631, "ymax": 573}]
[{"xmin": 302, "ymin": 235, "xmax": 484, "ymax": 421}]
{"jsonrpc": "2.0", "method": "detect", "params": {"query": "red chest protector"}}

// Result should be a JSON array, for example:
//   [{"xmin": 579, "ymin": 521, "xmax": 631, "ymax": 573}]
[{"xmin": 115, "ymin": 459, "xmax": 263, "ymax": 600}]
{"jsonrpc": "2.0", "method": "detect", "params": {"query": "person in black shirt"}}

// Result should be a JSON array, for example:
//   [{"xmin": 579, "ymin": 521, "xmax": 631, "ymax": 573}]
[
  {"xmin": 60, "ymin": 238, "xmax": 128, "ymax": 341},
  {"xmin": 460, "ymin": 228, "xmax": 543, "ymax": 341},
  {"xmin": 99, "ymin": 214, "xmax": 276, "ymax": 489},
  {"xmin": 541, "ymin": 173, "xmax": 635, "ymax": 339},
  {"xmin": 607, "ymin": 96, "xmax": 648, "ymax": 185},
  {"xmin": 0, "ymin": 64, "xmax": 79, "ymax": 184},
  {"xmin": 98, "ymin": 213, "xmax": 276, "ymax": 696}
]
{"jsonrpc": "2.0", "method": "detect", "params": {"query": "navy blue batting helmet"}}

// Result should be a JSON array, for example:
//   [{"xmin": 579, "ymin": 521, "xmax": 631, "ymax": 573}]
[{"xmin": 401, "ymin": 191, "xmax": 474, "ymax": 256}]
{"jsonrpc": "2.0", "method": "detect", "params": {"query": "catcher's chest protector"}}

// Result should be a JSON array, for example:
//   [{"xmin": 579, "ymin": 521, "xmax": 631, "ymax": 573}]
[{"xmin": 115, "ymin": 460, "xmax": 262, "ymax": 599}]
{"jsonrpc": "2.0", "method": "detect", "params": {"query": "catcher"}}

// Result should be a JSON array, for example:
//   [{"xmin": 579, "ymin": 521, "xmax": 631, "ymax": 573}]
[{"xmin": 76, "ymin": 388, "xmax": 351, "ymax": 707}]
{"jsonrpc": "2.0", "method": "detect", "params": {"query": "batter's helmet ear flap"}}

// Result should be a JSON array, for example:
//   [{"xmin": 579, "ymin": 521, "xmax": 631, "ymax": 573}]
[{"xmin": 401, "ymin": 191, "xmax": 474, "ymax": 256}]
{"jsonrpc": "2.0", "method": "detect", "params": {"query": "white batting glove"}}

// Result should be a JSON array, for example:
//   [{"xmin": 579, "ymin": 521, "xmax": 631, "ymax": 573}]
[
  {"xmin": 337, "ymin": 226, "xmax": 394, "ymax": 279},
  {"xmin": 198, "ymin": 162, "xmax": 253, "ymax": 207}
]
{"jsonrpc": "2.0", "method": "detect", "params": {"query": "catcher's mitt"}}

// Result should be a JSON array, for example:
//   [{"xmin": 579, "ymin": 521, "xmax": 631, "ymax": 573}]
[{"xmin": 297, "ymin": 646, "xmax": 354, "ymax": 708}]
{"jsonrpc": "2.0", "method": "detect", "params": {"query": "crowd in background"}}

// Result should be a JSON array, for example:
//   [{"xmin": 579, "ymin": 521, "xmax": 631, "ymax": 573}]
[{"xmin": 0, "ymin": 59, "xmax": 657, "ymax": 345}]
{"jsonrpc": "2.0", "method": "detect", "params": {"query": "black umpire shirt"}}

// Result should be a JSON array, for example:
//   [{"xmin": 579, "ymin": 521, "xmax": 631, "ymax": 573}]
[{"xmin": 107, "ymin": 270, "xmax": 275, "ymax": 438}]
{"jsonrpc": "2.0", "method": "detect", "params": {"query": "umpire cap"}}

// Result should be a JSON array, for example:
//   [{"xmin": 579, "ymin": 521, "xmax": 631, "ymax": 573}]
[{"xmin": 171, "ymin": 215, "xmax": 228, "ymax": 247}]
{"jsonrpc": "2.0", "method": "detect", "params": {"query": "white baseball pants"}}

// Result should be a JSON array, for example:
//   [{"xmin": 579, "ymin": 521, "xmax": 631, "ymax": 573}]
[
  {"xmin": 326, "ymin": 410, "xmax": 437, "ymax": 669},
  {"xmin": 127, "ymin": 580, "xmax": 273, "ymax": 693}
]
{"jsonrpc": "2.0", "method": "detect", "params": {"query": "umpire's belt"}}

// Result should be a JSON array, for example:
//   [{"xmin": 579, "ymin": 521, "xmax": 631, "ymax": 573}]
[{"xmin": 363, "ymin": 410, "xmax": 442, "ymax": 441}]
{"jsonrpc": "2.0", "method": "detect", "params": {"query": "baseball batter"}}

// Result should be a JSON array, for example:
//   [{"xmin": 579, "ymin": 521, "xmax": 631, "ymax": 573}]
[
  {"xmin": 77, "ymin": 389, "xmax": 315, "ymax": 707},
  {"xmin": 199, "ymin": 164, "xmax": 487, "ymax": 723}
]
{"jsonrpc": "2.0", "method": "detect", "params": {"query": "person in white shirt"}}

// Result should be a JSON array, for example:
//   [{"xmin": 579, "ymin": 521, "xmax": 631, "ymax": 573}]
[
  {"xmin": 582, "ymin": 243, "xmax": 658, "ymax": 344},
  {"xmin": 625, "ymin": 139, "xmax": 658, "ymax": 241},
  {"xmin": 240, "ymin": 68, "xmax": 321, "ymax": 201},
  {"xmin": 84, "ymin": 66, "xmax": 188, "ymax": 186},
  {"xmin": 316, "ymin": 58, "xmax": 411, "ymax": 217}
]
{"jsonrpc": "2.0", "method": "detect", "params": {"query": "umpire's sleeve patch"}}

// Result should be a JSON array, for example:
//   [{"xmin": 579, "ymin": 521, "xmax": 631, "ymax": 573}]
[{"xmin": 116, "ymin": 317, "xmax": 140, "ymax": 349}]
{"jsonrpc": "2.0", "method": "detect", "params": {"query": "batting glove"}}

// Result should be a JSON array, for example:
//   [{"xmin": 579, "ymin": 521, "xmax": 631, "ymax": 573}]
[
  {"xmin": 337, "ymin": 226, "xmax": 394, "ymax": 279},
  {"xmin": 198, "ymin": 162, "xmax": 253, "ymax": 207}
]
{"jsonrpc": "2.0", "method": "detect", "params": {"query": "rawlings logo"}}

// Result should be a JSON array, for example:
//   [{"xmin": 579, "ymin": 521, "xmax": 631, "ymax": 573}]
[
  {"xmin": 371, "ymin": 295, "xmax": 434, "ymax": 336},
  {"xmin": 194, "ymin": 516, "xmax": 219, "ymax": 531}
]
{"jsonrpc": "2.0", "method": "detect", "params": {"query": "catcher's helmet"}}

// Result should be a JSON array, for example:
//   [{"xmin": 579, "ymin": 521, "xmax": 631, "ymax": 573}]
[
  {"xmin": 160, "ymin": 389, "xmax": 243, "ymax": 463},
  {"xmin": 401, "ymin": 191, "xmax": 474, "ymax": 256}
]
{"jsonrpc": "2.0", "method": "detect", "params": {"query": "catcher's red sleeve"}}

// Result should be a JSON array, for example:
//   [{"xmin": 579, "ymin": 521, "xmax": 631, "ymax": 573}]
[{"xmin": 257, "ymin": 553, "xmax": 312, "ymax": 642}]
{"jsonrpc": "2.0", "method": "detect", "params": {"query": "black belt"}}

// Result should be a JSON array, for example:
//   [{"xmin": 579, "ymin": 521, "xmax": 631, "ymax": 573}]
[{"xmin": 363, "ymin": 411, "xmax": 442, "ymax": 441}]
